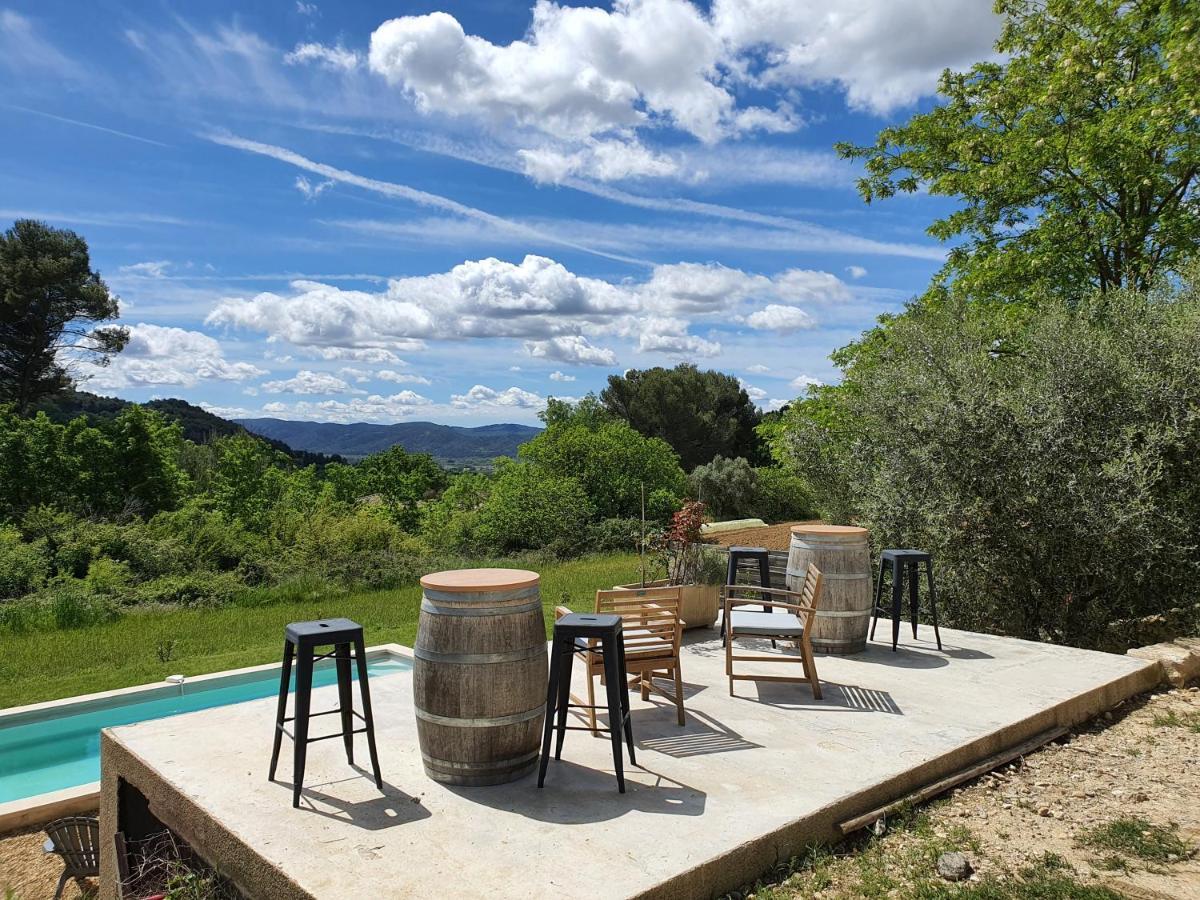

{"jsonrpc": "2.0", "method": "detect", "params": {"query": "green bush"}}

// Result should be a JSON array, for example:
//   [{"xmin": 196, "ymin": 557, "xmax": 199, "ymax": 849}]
[
  {"xmin": 85, "ymin": 557, "xmax": 135, "ymax": 596},
  {"xmin": 752, "ymin": 468, "xmax": 816, "ymax": 522},
  {"xmin": 131, "ymin": 571, "xmax": 245, "ymax": 608},
  {"xmin": 770, "ymin": 281, "xmax": 1200, "ymax": 647},
  {"xmin": 585, "ymin": 518, "xmax": 645, "ymax": 554},
  {"xmin": 40, "ymin": 577, "xmax": 119, "ymax": 628},
  {"xmin": 284, "ymin": 506, "xmax": 431, "ymax": 589},
  {"xmin": 689, "ymin": 455, "xmax": 756, "ymax": 519},
  {"xmin": 474, "ymin": 463, "xmax": 594, "ymax": 553},
  {"xmin": 0, "ymin": 525, "xmax": 48, "ymax": 598},
  {"xmin": 420, "ymin": 472, "xmax": 491, "ymax": 552}
]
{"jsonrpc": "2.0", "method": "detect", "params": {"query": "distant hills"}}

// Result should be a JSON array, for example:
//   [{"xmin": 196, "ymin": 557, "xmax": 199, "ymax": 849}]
[
  {"xmin": 237, "ymin": 418, "xmax": 542, "ymax": 467},
  {"xmin": 35, "ymin": 392, "xmax": 342, "ymax": 467}
]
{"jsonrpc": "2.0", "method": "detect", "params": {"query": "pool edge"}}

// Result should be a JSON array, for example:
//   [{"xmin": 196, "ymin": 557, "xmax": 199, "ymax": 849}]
[{"xmin": 0, "ymin": 643, "xmax": 413, "ymax": 834}]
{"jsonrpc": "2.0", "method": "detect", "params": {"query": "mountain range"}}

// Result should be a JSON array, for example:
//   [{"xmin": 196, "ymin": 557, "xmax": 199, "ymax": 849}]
[{"xmin": 236, "ymin": 418, "xmax": 542, "ymax": 466}]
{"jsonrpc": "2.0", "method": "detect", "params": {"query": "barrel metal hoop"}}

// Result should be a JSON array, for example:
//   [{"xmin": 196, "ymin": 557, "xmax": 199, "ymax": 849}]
[
  {"xmin": 415, "ymin": 705, "xmax": 545, "ymax": 728},
  {"xmin": 420, "ymin": 598, "xmax": 543, "ymax": 617},
  {"xmin": 814, "ymin": 609, "xmax": 873, "ymax": 619},
  {"xmin": 421, "ymin": 750, "xmax": 540, "ymax": 771},
  {"xmin": 421, "ymin": 585, "xmax": 541, "ymax": 606},
  {"xmin": 812, "ymin": 636, "xmax": 869, "ymax": 646},
  {"xmin": 790, "ymin": 540, "xmax": 869, "ymax": 550},
  {"xmin": 413, "ymin": 645, "xmax": 547, "ymax": 665}
]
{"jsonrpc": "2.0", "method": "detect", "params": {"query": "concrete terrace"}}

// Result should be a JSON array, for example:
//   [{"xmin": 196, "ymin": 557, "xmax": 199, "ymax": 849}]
[{"xmin": 99, "ymin": 628, "xmax": 1157, "ymax": 899}]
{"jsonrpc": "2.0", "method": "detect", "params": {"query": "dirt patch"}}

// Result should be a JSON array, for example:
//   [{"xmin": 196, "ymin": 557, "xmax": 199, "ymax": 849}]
[
  {"xmin": 740, "ymin": 684, "xmax": 1200, "ymax": 899},
  {"xmin": 703, "ymin": 521, "xmax": 821, "ymax": 551},
  {"xmin": 0, "ymin": 821, "xmax": 96, "ymax": 898}
]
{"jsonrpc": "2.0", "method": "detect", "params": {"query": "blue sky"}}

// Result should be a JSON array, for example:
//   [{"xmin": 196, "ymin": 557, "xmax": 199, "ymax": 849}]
[{"xmin": 0, "ymin": 0, "xmax": 1001, "ymax": 425}]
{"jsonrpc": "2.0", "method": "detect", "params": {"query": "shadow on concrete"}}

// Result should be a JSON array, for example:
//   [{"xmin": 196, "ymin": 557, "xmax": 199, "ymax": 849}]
[
  {"xmin": 284, "ymin": 771, "xmax": 433, "ymax": 830},
  {"xmin": 836, "ymin": 641, "xmax": 994, "ymax": 669},
  {"xmin": 732, "ymin": 678, "xmax": 902, "ymax": 715},
  {"xmin": 452, "ymin": 761, "xmax": 707, "ymax": 823},
  {"xmin": 637, "ymin": 708, "xmax": 762, "ymax": 758}
]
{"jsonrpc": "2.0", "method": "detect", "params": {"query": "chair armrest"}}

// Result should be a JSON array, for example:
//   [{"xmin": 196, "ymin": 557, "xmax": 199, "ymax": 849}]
[
  {"xmin": 553, "ymin": 605, "xmax": 572, "ymax": 620},
  {"xmin": 725, "ymin": 596, "xmax": 816, "ymax": 616}
]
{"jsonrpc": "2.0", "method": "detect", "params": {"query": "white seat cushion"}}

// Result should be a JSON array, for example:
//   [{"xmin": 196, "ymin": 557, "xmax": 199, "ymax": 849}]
[{"xmin": 728, "ymin": 610, "xmax": 805, "ymax": 637}]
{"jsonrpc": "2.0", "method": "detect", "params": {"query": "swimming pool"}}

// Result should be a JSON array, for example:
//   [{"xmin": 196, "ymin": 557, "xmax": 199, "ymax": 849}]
[{"xmin": 0, "ymin": 653, "xmax": 411, "ymax": 806}]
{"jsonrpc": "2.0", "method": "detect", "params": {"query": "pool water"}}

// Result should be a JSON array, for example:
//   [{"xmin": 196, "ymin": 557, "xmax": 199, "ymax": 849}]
[{"xmin": 0, "ymin": 657, "xmax": 410, "ymax": 804}]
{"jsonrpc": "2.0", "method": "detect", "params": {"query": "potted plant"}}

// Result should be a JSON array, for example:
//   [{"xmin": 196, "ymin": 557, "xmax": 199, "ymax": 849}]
[{"xmin": 615, "ymin": 500, "xmax": 726, "ymax": 629}]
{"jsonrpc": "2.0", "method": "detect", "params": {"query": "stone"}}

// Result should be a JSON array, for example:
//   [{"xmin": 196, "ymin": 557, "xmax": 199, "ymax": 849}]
[
  {"xmin": 937, "ymin": 852, "xmax": 974, "ymax": 882},
  {"xmin": 1127, "ymin": 640, "xmax": 1200, "ymax": 688}
]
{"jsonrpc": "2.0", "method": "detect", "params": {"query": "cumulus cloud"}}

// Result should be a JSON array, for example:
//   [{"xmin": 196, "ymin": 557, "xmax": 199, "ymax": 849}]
[
  {"xmin": 208, "ymin": 254, "xmax": 850, "ymax": 365},
  {"xmin": 746, "ymin": 305, "xmax": 816, "ymax": 333},
  {"xmin": 87, "ymin": 324, "xmax": 266, "ymax": 389},
  {"xmin": 378, "ymin": 369, "xmax": 432, "ymax": 385},
  {"xmin": 524, "ymin": 335, "xmax": 618, "ymax": 367},
  {"xmin": 790, "ymin": 374, "xmax": 823, "ymax": 390},
  {"xmin": 845, "ymin": 265, "xmax": 868, "ymax": 280},
  {"xmin": 548, "ymin": 371, "xmax": 575, "ymax": 382},
  {"xmin": 366, "ymin": 0, "xmax": 1000, "ymax": 153},
  {"xmin": 518, "ymin": 139, "xmax": 679, "ymax": 184},
  {"xmin": 284, "ymin": 41, "xmax": 360, "ymax": 71},
  {"xmin": 118, "ymin": 260, "xmax": 172, "ymax": 278},
  {"xmin": 451, "ymin": 385, "xmax": 544, "ymax": 410},
  {"xmin": 745, "ymin": 363, "xmax": 770, "ymax": 374},
  {"xmin": 261, "ymin": 369, "xmax": 363, "ymax": 395},
  {"xmin": 262, "ymin": 391, "xmax": 431, "ymax": 423},
  {"xmin": 739, "ymin": 381, "xmax": 768, "ymax": 401}
]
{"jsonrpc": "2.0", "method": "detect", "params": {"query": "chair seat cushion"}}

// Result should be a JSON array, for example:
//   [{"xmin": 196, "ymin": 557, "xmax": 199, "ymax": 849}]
[{"xmin": 728, "ymin": 610, "xmax": 805, "ymax": 637}]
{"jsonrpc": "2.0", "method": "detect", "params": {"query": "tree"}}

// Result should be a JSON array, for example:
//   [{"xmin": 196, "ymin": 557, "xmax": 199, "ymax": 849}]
[
  {"xmin": 474, "ymin": 461, "xmax": 594, "ymax": 553},
  {"xmin": 600, "ymin": 365, "xmax": 763, "ymax": 470},
  {"xmin": 839, "ymin": 0, "xmax": 1200, "ymax": 302},
  {"xmin": 519, "ymin": 405, "xmax": 686, "ymax": 521},
  {"xmin": 769, "ymin": 275, "xmax": 1200, "ymax": 648},
  {"xmin": 350, "ymin": 445, "xmax": 447, "ymax": 530},
  {"xmin": 688, "ymin": 456, "xmax": 756, "ymax": 519},
  {"xmin": 0, "ymin": 220, "xmax": 128, "ymax": 411}
]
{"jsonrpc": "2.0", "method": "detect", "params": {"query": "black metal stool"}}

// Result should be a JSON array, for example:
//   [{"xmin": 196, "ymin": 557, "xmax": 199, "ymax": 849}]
[
  {"xmin": 870, "ymin": 550, "xmax": 943, "ymax": 652},
  {"xmin": 538, "ymin": 613, "xmax": 636, "ymax": 793},
  {"xmin": 269, "ymin": 618, "xmax": 383, "ymax": 807},
  {"xmin": 721, "ymin": 545, "xmax": 774, "ymax": 643}
]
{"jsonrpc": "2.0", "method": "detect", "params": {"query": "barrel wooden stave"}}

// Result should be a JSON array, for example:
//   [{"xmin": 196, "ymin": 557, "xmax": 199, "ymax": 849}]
[
  {"xmin": 413, "ymin": 572, "xmax": 548, "ymax": 786},
  {"xmin": 786, "ymin": 526, "xmax": 872, "ymax": 655}
]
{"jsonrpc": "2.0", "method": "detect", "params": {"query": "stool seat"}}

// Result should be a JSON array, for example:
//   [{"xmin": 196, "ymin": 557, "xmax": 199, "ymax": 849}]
[
  {"xmin": 285, "ymin": 618, "xmax": 363, "ymax": 645},
  {"xmin": 556, "ymin": 613, "xmax": 621, "ymax": 633},
  {"xmin": 880, "ymin": 549, "xmax": 931, "ymax": 563},
  {"xmin": 727, "ymin": 546, "xmax": 769, "ymax": 557}
]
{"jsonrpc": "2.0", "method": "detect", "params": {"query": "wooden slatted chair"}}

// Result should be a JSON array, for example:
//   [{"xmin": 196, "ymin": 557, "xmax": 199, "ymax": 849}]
[
  {"xmin": 555, "ymin": 586, "xmax": 686, "ymax": 734},
  {"xmin": 724, "ymin": 563, "xmax": 823, "ymax": 700}
]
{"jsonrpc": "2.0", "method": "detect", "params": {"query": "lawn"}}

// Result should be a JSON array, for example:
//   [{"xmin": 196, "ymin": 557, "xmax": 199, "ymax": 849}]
[{"xmin": 0, "ymin": 553, "xmax": 642, "ymax": 709}]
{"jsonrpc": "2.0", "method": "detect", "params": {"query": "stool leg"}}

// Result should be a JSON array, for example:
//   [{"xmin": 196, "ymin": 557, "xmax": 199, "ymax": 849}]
[
  {"xmin": 553, "ymin": 643, "xmax": 574, "ymax": 761},
  {"xmin": 602, "ymin": 636, "xmax": 627, "ymax": 793},
  {"xmin": 292, "ymin": 647, "xmax": 314, "ymax": 808},
  {"xmin": 908, "ymin": 561, "xmax": 920, "ymax": 639},
  {"xmin": 869, "ymin": 557, "xmax": 886, "ymax": 641},
  {"xmin": 352, "ymin": 636, "xmax": 383, "ymax": 790},
  {"xmin": 615, "ymin": 631, "xmax": 635, "ymax": 766},
  {"xmin": 925, "ymin": 560, "xmax": 943, "ymax": 651},
  {"xmin": 890, "ymin": 562, "xmax": 903, "ymax": 652},
  {"xmin": 269, "ymin": 640, "xmax": 293, "ymax": 782},
  {"xmin": 335, "ymin": 642, "xmax": 354, "ymax": 766},
  {"xmin": 538, "ymin": 638, "xmax": 565, "ymax": 788}
]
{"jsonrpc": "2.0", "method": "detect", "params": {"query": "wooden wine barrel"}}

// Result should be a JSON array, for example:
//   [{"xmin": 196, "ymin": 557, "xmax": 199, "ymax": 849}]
[
  {"xmin": 414, "ymin": 569, "xmax": 548, "ymax": 786},
  {"xmin": 786, "ymin": 525, "xmax": 872, "ymax": 654}
]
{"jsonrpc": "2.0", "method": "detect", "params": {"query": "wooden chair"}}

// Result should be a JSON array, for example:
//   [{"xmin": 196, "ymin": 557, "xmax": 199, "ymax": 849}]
[
  {"xmin": 724, "ymin": 563, "xmax": 822, "ymax": 700},
  {"xmin": 555, "ymin": 586, "xmax": 686, "ymax": 734}
]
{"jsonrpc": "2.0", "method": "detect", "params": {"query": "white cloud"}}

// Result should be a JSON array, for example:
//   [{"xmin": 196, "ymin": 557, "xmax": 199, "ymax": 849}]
[
  {"xmin": 285, "ymin": 41, "xmax": 361, "ymax": 71},
  {"xmin": 548, "ymin": 371, "xmax": 575, "ymax": 382},
  {"xmin": 746, "ymin": 305, "xmax": 816, "ymax": 333},
  {"xmin": 518, "ymin": 139, "xmax": 679, "ymax": 184},
  {"xmin": 845, "ymin": 265, "xmax": 868, "ymax": 280},
  {"xmin": 87, "ymin": 324, "xmax": 266, "ymax": 389},
  {"xmin": 365, "ymin": 0, "xmax": 1000, "ymax": 156},
  {"xmin": 789, "ymin": 374, "xmax": 823, "ymax": 390},
  {"xmin": 295, "ymin": 2, "xmax": 319, "ymax": 16},
  {"xmin": 118, "ymin": 260, "xmax": 171, "ymax": 278},
  {"xmin": 338, "ymin": 367, "xmax": 371, "ymax": 382},
  {"xmin": 745, "ymin": 363, "xmax": 770, "ymax": 374},
  {"xmin": 451, "ymin": 384, "xmax": 544, "ymax": 410},
  {"xmin": 524, "ymin": 335, "xmax": 618, "ymax": 367},
  {"xmin": 739, "ymin": 381, "xmax": 768, "ymax": 401},
  {"xmin": 316, "ymin": 346, "xmax": 409, "ymax": 363},
  {"xmin": 263, "ymin": 391, "xmax": 431, "ymax": 423},
  {"xmin": 0, "ymin": 10, "xmax": 86, "ymax": 79},
  {"xmin": 261, "ymin": 369, "xmax": 363, "ymax": 395},
  {"xmin": 378, "ymin": 369, "xmax": 432, "ymax": 385},
  {"xmin": 294, "ymin": 175, "xmax": 333, "ymax": 200}
]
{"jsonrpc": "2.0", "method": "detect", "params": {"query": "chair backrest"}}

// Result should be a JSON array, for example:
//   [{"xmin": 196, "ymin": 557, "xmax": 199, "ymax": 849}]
[
  {"xmin": 594, "ymin": 587, "xmax": 682, "ymax": 660},
  {"xmin": 798, "ymin": 563, "xmax": 822, "ymax": 612},
  {"xmin": 45, "ymin": 816, "xmax": 100, "ymax": 876}
]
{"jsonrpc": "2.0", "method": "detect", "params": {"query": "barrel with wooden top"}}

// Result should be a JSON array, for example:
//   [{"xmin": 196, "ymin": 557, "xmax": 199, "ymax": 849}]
[
  {"xmin": 785, "ymin": 525, "xmax": 872, "ymax": 654},
  {"xmin": 414, "ymin": 568, "xmax": 548, "ymax": 785}
]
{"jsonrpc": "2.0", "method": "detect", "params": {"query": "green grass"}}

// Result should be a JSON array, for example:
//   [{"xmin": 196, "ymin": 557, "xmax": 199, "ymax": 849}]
[
  {"xmin": 0, "ymin": 553, "xmax": 641, "ymax": 709},
  {"xmin": 1075, "ymin": 818, "xmax": 1194, "ymax": 865},
  {"xmin": 1151, "ymin": 709, "xmax": 1200, "ymax": 733}
]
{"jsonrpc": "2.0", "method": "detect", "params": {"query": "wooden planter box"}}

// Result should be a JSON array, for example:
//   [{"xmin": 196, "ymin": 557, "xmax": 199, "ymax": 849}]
[{"xmin": 613, "ymin": 579, "xmax": 721, "ymax": 630}]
